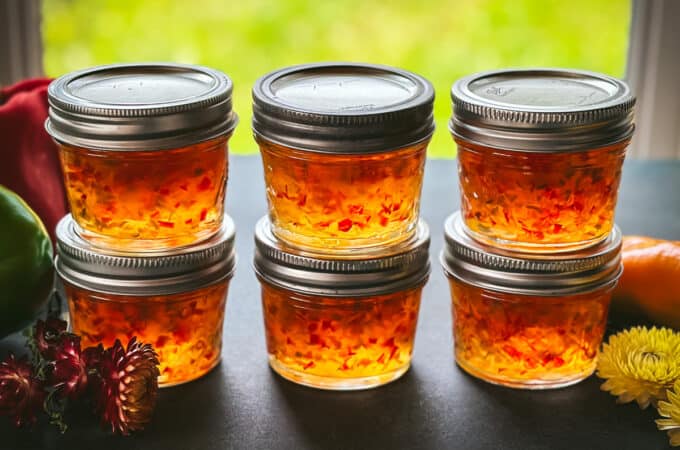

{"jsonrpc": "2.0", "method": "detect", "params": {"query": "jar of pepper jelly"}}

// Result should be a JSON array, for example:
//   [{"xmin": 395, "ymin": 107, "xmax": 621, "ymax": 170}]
[
  {"xmin": 47, "ymin": 63, "xmax": 238, "ymax": 251},
  {"xmin": 253, "ymin": 215, "xmax": 430, "ymax": 390},
  {"xmin": 450, "ymin": 69, "xmax": 634, "ymax": 252},
  {"xmin": 252, "ymin": 63, "xmax": 435, "ymax": 253},
  {"xmin": 441, "ymin": 212, "xmax": 622, "ymax": 389},
  {"xmin": 55, "ymin": 213, "xmax": 237, "ymax": 387}
]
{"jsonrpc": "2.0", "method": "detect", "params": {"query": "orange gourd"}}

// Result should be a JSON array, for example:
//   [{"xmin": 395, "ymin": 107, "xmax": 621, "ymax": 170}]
[{"xmin": 612, "ymin": 236, "xmax": 680, "ymax": 329}]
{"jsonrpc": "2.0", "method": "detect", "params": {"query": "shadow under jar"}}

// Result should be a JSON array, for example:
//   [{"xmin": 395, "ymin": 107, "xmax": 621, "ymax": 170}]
[
  {"xmin": 47, "ymin": 63, "xmax": 238, "ymax": 251},
  {"xmin": 252, "ymin": 63, "xmax": 434, "ymax": 253},
  {"xmin": 450, "ymin": 69, "xmax": 635, "ymax": 253},
  {"xmin": 441, "ymin": 212, "xmax": 622, "ymax": 389},
  {"xmin": 253, "ymin": 216, "xmax": 430, "ymax": 390},
  {"xmin": 55, "ymin": 214, "xmax": 237, "ymax": 387}
]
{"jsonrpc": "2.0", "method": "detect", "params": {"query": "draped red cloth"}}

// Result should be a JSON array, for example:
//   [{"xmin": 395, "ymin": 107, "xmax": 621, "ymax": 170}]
[{"xmin": 0, "ymin": 78, "xmax": 67, "ymax": 242}]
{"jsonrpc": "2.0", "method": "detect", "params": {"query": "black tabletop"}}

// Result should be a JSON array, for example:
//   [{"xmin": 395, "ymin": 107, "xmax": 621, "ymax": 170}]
[{"xmin": 2, "ymin": 156, "xmax": 678, "ymax": 450}]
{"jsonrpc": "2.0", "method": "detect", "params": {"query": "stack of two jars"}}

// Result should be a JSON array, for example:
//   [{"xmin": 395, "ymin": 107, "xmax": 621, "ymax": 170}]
[
  {"xmin": 47, "ymin": 64, "xmax": 239, "ymax": 387},
  {"xmin": 442, "ymin": 69, "xmax": 636, "ymax": 389},
  {"xmin": 252, "ymin": 63, "xmax": 436, "ymax": 390}
]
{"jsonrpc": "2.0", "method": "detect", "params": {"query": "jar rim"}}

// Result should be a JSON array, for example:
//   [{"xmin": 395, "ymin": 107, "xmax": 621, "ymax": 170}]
[
  {"xmin": 253, "ymin": 215, "xmax": 431, "ymax": 297},
  {"xmin": 440, "ymin": 212, "xmax": 622, "ymax": 296},
  {"xmin": 252, "ymin": 62, "xmax": 435, "ymax": 154},
  {"xmin": 46, "ymin": 62, "xmax": 238, "ymax": 151},
  {"xmin": 55, "ymin": 214, "xmax": 237, "ymax": 296},
  {"xmin": 450, "ymin": 68, "xmax": 635, "ymax": 152}
]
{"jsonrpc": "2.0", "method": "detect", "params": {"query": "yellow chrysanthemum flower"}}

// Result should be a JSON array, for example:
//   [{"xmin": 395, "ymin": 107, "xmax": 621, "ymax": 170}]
[
  {"xmin": 597, "ymin": 326, "xmax": 680, "ymax": 409},
  {"xmin": 657, "ymin": 380, "xmax": 680, "ymax": 447}
]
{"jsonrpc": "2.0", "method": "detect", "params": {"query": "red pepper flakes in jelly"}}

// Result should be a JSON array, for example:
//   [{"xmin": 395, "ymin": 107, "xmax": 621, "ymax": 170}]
[
  {"xmin": 457, "ymin": 141, "xmax": 627, "ymax": 252},
  {"xmin": 261, "ymin": 283, "xmax": 422, "ymax": 389},
  {"xmin": 66, "ymin": 281, "xmax": 229, "ymax": 387},
  {"xmin": 450, "ymin": 279, "xmax": 611, "ymax": 388},
  {"xmin": 58, "ymin": 137, "xmax": 227, "ymax": 250},
  {"xmin": 258, "ymin": 139, "xmax": 426, "ymax": 252}
]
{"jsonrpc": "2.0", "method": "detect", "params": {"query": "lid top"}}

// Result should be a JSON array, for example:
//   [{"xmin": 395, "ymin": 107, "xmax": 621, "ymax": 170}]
[
  {"xmin": 252, "ymin": 62, "xmax": 435, "ymax": 154},
  {"xmin": 267, "ymin": 66, "xmax": 423, "ymax": 114},
  {"xmin": 253, "ymin": 216, "xmax": 431, "ymax": 297},
  {"xmin": 441, "ymin": 212, "xmax": 622, "ymax": 296},
  {"xmin": 65, "ymin": 68, "xmax": 218, "ymax": 106},
  {"xmin": 463, "ymin": 70, "xmax": 626, "ymax": 111},
  {"xmin": 49, "ymin": 63, "xmax": 232, "ymax": 115},
  {"xmin": 55, "ymin": 214, "xmax": 237, "ymax": 296}
]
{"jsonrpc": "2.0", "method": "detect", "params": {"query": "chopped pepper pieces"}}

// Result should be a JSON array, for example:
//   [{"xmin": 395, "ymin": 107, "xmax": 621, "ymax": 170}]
[
  {"xmin": 258, "ymin": 139, "xmax": 427, "ymax": 251},
  {"xmin": 457, "ymin": 140, "xmax": 627, "ymax": 251},
  {"xmin": 65, "ymin": 281, "xmax": 229, "ymax": 387},
  {"xmin": 58, "ymin": 136, "xmax": 229, "ymax": 250},
  {"xmin": 449, "ymin": 279, "xmax": 611, "ymax": 387},
  {"xmin": 262, "ymin": 283, "xmax": 422, "ymax": 388}
]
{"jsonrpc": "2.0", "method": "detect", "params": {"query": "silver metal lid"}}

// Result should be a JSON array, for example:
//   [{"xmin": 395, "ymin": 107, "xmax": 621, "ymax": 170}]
[
  {"xmin": 450, "ymin": 68, "xmax": 635, "ymax": 152},
  {"xmin": 441, "ymin": 212, "xmax": 622, "ymax": 296},
  {"xmin": 55, "ymin": 214, "xmax": 237, "ymax": 296},
  {"xmin": 46, "ymin": 63, "xmax": 238, "ymax": 150},
  {"xmin": 253, "ymin": 216, "xmax": 430, "ymax": 296},
  {"xmin": 252, "ymin": 62, "xmax": 435, "ymax": 154}
]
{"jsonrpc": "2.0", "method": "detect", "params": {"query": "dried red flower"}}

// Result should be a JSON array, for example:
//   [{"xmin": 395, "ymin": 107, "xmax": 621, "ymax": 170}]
[
  {"xmin": 34, "ymin": 317, "xmax": 67, "ymax": 360},
  {"xmin": 91, "ymin": 338, "xmax": 160, "ymax": 435},
  {"xmin": 0, "ymin": 353, "xmax": 46, "ymax": 427},
  {"xmin": 46, "ymin": 334, "xmax": 88, "ymax": 400}
]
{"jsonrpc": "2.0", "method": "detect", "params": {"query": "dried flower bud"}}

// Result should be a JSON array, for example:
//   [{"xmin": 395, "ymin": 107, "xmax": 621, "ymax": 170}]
[
  {"xmin": 34, "ymin": 317, "xmax": 67, "ymax": 360},
  {"xmin": 0, "ymin": 353, "xmax": 46, "ymax": 427},
  {"xmin": 46, "ymin": 334, "xmax": 88, "ymax": 400},
  {"xmin": 92, "ymin": 338, "xmax": 160, "ymax": 435}
]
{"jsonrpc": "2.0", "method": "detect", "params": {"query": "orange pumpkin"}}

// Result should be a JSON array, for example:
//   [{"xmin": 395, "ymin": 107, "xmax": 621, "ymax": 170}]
[{"xmin": 612, "ymin": 236, "xmax": 680, "ymax": 329}]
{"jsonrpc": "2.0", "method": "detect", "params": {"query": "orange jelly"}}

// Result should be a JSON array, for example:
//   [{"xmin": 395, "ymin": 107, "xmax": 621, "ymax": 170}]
[
  {"xmin": 47, "ymin": 63, "xmax": 238, "ymax": 251},
  {"xmin": 457, "ymin": 140, "xmax": 627, "ymax": 251},
  {"xmin": 253, "ymin": 63, "xmax": 434, "ymax": 252},
  {"xmin": 55, "ymin": 214, "xmax": 237, "ymax": 387},
  {"xmin": 258, "ymin": 139, "xmax": 426, "ymax": 250},
  {"xmin": 254, "ymin": 216, "xmax": 430, "ymax": 390},
  {"xmin": 449, "ymin": 279, "xmax": 612, "ymax": 388},
  {"xmin": 64, "ymin": 281, "xmax": 228, "ymax": 387},
  {"xmin": 450, "ymin": 69, "xmax": 634, "ymax": 252},
  {"xmin": 261, "ymin": 284, "xmax": 422, "ymax": 389},
  {"xmin": 441, "ymin": 212, "xmax": 622, "ymax": 389},
  {"xmin": 58, "ymin": 137, "xmax": 228, "ymax": 249}
]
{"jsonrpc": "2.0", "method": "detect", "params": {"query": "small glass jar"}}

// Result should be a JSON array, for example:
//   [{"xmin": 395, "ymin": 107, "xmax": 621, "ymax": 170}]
[
  {"xmin": 450, "ymin": 69, "xmax": 635, "ymax": 252},
  {"xmin": 441, "ymin": 212, "xmax": 622, "ymax": 389},
  {"xmin": 55, "ymin": 214, "xmax": 237, "ymax": 387},
  {"xmin": 253, "ymin": 216, "xmax": 430, "ymax": 390},
  {"xmin": 47, "ymin": 63, "xmax": 238, "ymax": 251},
  {"xmin": 252, "ymin": 63, "xmax": 434, "ymax": 253}
]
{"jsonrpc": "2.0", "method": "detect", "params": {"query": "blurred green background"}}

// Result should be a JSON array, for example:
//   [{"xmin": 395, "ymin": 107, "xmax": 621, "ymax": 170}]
[{"xmin": 42, "ymin": 0, "xmax": 631, "ymax": 157}]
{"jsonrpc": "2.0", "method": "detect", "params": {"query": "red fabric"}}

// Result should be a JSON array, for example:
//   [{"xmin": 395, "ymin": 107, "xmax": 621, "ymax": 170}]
[{"xmin": 0, "ymin": 78, "xmax": 67, "ymax": 242}]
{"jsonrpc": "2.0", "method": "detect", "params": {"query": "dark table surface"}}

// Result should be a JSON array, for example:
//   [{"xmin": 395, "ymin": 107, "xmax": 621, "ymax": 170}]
[{"xmin": 2, "ymin": 156, "xmax": 679, "ymax": 450}]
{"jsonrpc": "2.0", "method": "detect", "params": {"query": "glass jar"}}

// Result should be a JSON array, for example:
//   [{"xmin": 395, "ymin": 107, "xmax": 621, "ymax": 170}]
[
  {"xmin": 55, "ymin": 214, "xmax": 237, "ymax": 387},
  {"xmin": 47, "ymin": 63, "xmax": 238, "ymax": 251},
  {"xmin": 253, "ymin": 216, "xmax": 430, "ymax": 390},
  {"xmin": 450, "ymin": 69, "xmax": 634, "ymax": 252},
  {"xmin": 441, "ymin": 212, "xmax": 622, "ymax": 389},
  {"xmin": 252, "ymin": 63, "xmax": 434, "ymax": 253}
]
